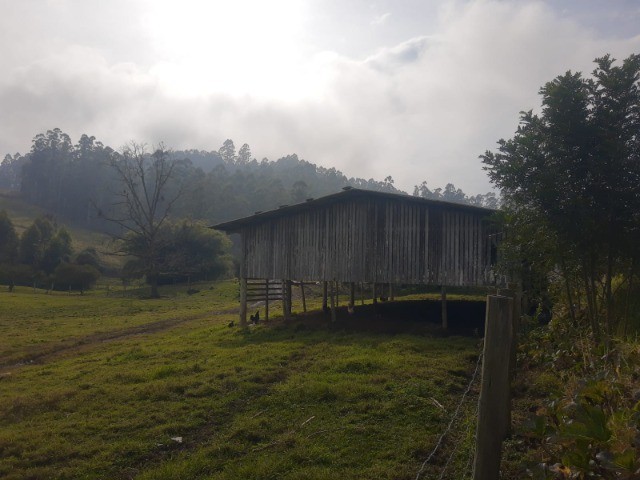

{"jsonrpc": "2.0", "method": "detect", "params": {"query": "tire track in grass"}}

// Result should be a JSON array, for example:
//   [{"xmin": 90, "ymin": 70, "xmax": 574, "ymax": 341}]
[
  {"xmin": 121, "ymin": 343, "xmax": 315, "ymax": 480},
  {"xmin": 0, "ymin": 308, "xmax": 239, "ymax": 372}
]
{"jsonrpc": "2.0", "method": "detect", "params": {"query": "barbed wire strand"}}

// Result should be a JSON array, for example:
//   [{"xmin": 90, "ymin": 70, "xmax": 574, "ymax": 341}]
[
  {"xmin": 462, "ymin": 397, "xmax": 480, "ymax": 480},
  {"xmin": 415, "ymin": 347, "xmax": 484, "ymax": 480},
  {"xmin": 437, "ymin": 355, "xmax": 483, "ymax": 480},
  {"xmin": 437, "ymin": 430, "xmax": 465, "ymax": 480}
]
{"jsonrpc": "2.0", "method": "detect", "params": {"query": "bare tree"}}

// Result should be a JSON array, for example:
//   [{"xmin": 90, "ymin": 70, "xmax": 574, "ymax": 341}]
[{"xmin": 100, "ymin": 142, "xmax": 182, "ymax": 297}]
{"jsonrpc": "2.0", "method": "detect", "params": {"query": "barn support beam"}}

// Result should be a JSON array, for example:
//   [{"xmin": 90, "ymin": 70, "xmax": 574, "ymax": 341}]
[
  {"xmin": 265, "ymin": 279, "xmax": 270, "ymax": 322},
  {"xmin": 349, "ymin": 282, "xmax": 355, "ymax": 308},
  {"xmin": 300, "ymin": 281, "xmax": 307, "ymax": 313},
  {"xmin": 329, "ymin": 280, "xmax": 337, "ymax": 322},
  {"xmin": 239, "ymin": 233, "xmax": 248, "ymax": 328},
  {"xmin": 441, "ymin": 285, "xmax": 448, "ymax": 330},
  {"xmin": 322, "ymin": 281, "xmax": 328, "ymax": 312},
  {"xmin": 282, "ymin": 280, "xmax": 291, "ymax": 321},
  {"xmin": 239, "ymin": 277, "xmax": 248, "ymax": 328}
]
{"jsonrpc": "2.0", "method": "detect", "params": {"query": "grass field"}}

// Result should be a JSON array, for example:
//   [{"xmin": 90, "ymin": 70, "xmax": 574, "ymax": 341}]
[{"xmin": 0, "ymin": 281, "xmax": 482, "ymax": 479}]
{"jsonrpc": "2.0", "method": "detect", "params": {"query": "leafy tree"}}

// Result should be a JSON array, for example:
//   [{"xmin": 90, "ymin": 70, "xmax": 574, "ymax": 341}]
[
  {"xmin": 218, "ymin": 139, "xmax": 236, "ymax": 165},
  {"xmin": 482, "ymin": 53, "xmax": 640, "ymax": 340},
  {"xmin": 53, "ymin": 262, "xmax": 100, "ymax": 292},
  {"xmin": 0, "ymin": 210, "xmax": 18, "ymax": 264},
  {"xmin": 290, "ymin": 180, "xmax": 309, "ymax": 203},
  {"xmin": 19, "ymin": 216, "xmax": 72, "ymax": 274},
  {"xmin": 160, "ymin": 221, "xmax": 232, "ymax": 282},
  {"xmin": 75, "ymin": 247, "xmax": 102, "ymax": 271},
  {"xmin": 237, "ymin": 143, "xmax": 252, "ymax": 165},
  {"xmin": 101, "ymin": 143, "xmax": 183, "ymax": 297},
  {"xmin": 19, "ymin": 216, "xmax": 54, "ymax": 267},
  {"xmin": 21, "ymin": 128, "xmax": 73, "ymax": 213},
  {"xmin": 0, "ymin": 154, "xmax": 26, "ymax": 190}
]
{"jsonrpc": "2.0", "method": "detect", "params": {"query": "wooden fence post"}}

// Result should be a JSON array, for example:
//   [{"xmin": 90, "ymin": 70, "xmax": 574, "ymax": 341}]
[
  {"xmin": 498, "ymin": 286, "xmax": 522, "ymax": 436},
  {"xmin": 473, "ymin": 294, "xmax": 514, "ymax": 480}
]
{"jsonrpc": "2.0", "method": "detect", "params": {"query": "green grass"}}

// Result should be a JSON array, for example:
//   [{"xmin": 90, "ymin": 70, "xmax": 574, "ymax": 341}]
[{"xmin": 0, "ymin": 280, "xmax": 480, "ymax": 479}]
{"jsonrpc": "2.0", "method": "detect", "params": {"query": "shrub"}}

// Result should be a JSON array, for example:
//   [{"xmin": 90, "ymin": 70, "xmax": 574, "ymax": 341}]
[{"xmin": 53, "ymin": 262, "xmax": 100, "ymax": 292}]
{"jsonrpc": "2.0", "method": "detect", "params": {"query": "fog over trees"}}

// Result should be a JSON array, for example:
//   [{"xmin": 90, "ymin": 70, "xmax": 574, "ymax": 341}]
[
  {"xmin": 0, "ymin": 131, "xmax": 499, "ymax": 232},
  {"xmin": 0, "ymin": 129, "xmax": 497, "ymax": 293}
]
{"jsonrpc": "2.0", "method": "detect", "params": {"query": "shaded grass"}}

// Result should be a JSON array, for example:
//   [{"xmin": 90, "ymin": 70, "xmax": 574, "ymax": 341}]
[{"xmin": 0, "ymin": 281, "xmax": 480, "ymax": 479}]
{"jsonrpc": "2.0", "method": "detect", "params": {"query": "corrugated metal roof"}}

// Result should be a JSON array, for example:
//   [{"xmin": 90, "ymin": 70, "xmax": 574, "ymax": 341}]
[{"xmin": 211, "ymin": 187, "xmax": 496, "ymax": 232}]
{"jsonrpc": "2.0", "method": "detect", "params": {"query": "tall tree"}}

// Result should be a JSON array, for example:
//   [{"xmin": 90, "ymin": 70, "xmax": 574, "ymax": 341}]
[
  {"xmin": 218, "ymin": 139, "xmax": 236, "ymax": 165},
  {"xmin": 482, "ymin": 53, "xmax": 640, "ymax": 339},
  {"xmin": 21, "ymin": 128, "xmax": 73, "ymax": 212},
  {"xmin": 101, "ymin": 143, "xmax": 183, "ymax": 297},
  {"xmin": 237, "ymin": 143, "xmax": 252, "ymax": 165},
  {"xmin": 0, "ymin": 210, "xmax": 18, "ymax": 264}
]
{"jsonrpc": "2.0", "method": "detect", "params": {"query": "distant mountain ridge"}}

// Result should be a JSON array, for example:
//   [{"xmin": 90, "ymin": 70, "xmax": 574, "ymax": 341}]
[{"xmin": 0, "ymin": 130, "xmax": 498, "ymax": 229}]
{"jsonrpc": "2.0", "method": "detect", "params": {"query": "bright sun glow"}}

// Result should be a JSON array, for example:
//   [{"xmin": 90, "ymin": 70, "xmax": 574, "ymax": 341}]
[{"xmin": 140, "ymin": 0, "xmax": 316, "ymax": 99}]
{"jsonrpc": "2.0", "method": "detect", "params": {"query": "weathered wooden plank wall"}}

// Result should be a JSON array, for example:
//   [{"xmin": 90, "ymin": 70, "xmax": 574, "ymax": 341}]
[{"xmin": 241, "ymin": 196, "xmax": 495, "ymax": 286}]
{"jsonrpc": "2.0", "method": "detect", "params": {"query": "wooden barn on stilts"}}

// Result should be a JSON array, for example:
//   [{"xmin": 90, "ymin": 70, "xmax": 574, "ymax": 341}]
[{"xmin": 212, "ymin": 187, "xmax": 499, "ymax": 327}]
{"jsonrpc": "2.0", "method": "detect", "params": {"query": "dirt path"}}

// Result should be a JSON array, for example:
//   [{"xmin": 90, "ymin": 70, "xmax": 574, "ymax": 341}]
[{"xmin": 0, "ymin": 308, "xmax": 238, "ymax": 373}]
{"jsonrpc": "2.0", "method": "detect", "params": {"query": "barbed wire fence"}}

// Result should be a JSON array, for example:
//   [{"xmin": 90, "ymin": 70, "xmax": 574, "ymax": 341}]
[{"xmin": 415, "ymin": 346, "xmax": 483, "ymax": 480}]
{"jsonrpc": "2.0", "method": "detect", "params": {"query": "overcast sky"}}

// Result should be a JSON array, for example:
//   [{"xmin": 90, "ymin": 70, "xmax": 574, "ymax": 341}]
[{"xmin": 1, "ymin": 0, "xmax": 639, "ymax": 194}]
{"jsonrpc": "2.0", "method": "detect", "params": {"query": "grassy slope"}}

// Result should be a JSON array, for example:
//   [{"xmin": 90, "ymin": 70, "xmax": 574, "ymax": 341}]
[{"xmin": 0, "ymin": 282, "xmax": 481, "ymax": 480}]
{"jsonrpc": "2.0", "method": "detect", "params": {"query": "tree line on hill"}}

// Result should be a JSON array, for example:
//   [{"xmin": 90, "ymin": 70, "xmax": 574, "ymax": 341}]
[
  {"xmin": 0, "ymin": 129, "xmax": 498, "ymax": 293},
  {"xmin": 0, "ymin": 132, "xmax": 499, "ymax": 231}
]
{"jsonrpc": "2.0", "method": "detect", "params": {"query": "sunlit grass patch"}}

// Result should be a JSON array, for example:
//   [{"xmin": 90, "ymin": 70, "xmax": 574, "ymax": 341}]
[{"xmin": 0, "ymin": 282, "xmax": 481, "ymax": 479}]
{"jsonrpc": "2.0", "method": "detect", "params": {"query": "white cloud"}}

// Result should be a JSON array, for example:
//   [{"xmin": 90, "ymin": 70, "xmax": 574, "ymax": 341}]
[
  {"xmin": 371, "ymin": 12, "xmax": 391, "ymax": 26},
  {"xmin": 1, "ymin": 0, "xmax": 639, "ymax": 196}
]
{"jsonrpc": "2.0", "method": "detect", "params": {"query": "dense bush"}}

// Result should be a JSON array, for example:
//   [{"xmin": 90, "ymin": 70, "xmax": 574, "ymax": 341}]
[{"xmin": 53, "ymin": 262, "xmax": 100, "ymax": 292}]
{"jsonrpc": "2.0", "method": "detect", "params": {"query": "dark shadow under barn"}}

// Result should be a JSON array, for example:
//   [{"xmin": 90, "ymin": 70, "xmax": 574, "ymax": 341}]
[{"xmin": 272, "ymin": 299, "xmax": 486, "ymax": 337}]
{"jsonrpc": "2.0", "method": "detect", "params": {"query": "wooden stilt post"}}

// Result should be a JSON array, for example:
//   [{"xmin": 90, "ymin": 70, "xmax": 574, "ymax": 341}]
[
  {"xmin": 265, "ymin": 279, "xmax": 270, "ymax": 322},
  {"xmin": 322, "ymin": 281, "xmax": 328, "ymax": 312},
  {"xmin": 282, "ymin": 280, "xmax": 291, "ymax": 322},
  {"xmin": 441, "ymin": 285, "xmax": 448, "ymax": 330},
  {"xmin": 239, "ymin": 277, "xmax": 248, "ymax": 328},
  {"xmin": 349, "ymin": 282, "xmax": 355, "ymax": 308},
  {"xmin": 473, "ymin": 294, "xmax": 514, "ymax": 480},
  {"xmin": 239, "ymin": 234, "xmax": 248, "ymax": 328},
  {"xmin": 360, "ymin": 282, "xmax": 364, "ymax": 305},
  {"xmin": 373, "ymin": 283, "xmax": 378, "ymax": 305},
  {"xmin": 336, "ymin": 282, "xmax": 340, "ymax": 307},
  {"xmin": 300, "ymin": 281, "xmax": 307, "ymax": 313},
  {"xmin": 330, "ymin": 280, "xmax": 337, "ymax": 322},
  {"xmin": 390, "ymin": 283, "xmax": 395, "ymax": 301},
  {"xmin": 286, "ymin": 280, "xmax": 293, "ymax": 316}
]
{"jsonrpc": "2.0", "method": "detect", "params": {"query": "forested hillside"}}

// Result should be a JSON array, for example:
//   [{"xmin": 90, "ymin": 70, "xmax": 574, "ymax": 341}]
[{"xmin": 0, "ymin": 130, "xmax": 498, "ymax": 230}]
